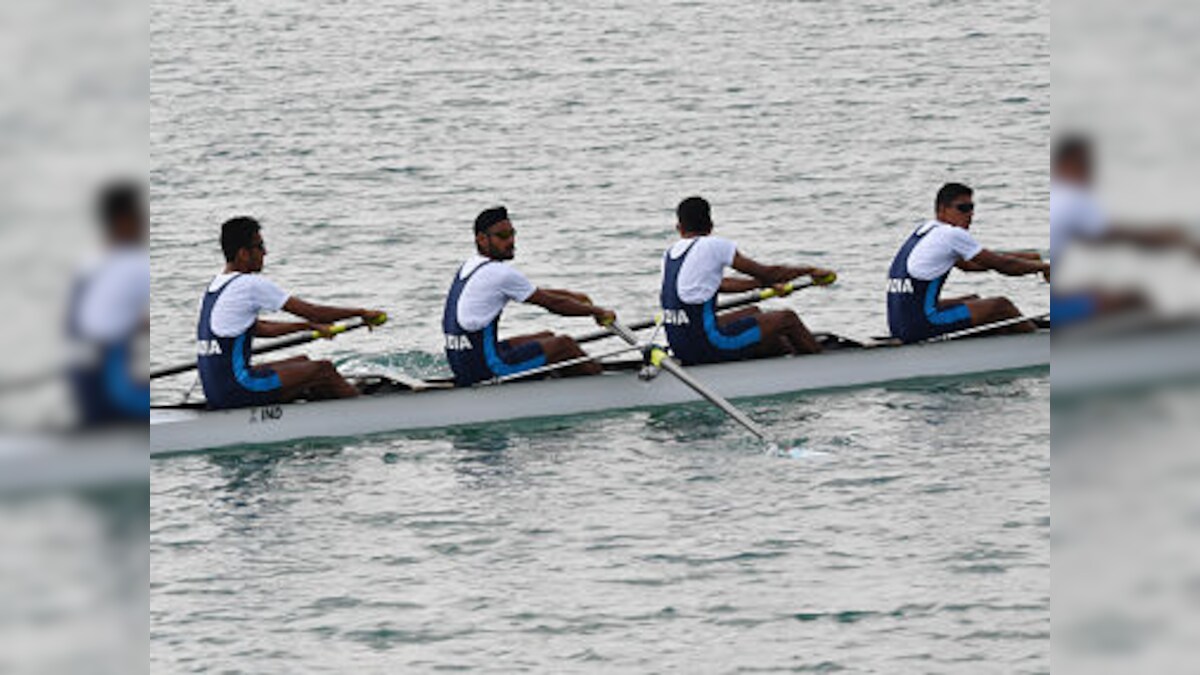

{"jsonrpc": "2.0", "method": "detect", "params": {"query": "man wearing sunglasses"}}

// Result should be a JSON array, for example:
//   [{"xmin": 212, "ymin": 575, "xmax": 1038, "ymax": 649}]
[
  {"xmin": 442, "ymin": 206, "xmax": 616, "ymax": 387},
  {"xmin": 660, "ymin": 196, "xmax": 836, "ymax": 365},
  {"xmin": 887, "ymin": 183, "xmax": 1050, "ymax": 343},
  {"xmin": 197, "ymin": 217, "xmax": 386, "ymax": 409},
  {"xmin": 1049, "ymin": 135, "xmax": 1198, "ymax": 326}
]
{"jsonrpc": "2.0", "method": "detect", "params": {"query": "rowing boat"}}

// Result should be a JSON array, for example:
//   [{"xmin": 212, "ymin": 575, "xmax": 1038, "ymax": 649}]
[
  {"xmin": 2, "ymin": 430, "xmax": 147, "ymax": 494},
  {"xmin": 150, "ymin": 330, "xmax": 1050, "ymax": 457},
  {"xmin": 1051, "ymin": 318, "xmax": 1200, "ymax": 396}
]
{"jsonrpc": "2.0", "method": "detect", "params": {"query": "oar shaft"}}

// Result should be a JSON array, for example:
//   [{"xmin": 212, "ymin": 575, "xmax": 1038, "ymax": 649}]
[
  {"xmin": 150, "ymin": 315, "xmax": 384, "ymax": 380},
  {"xmin": 486, "ymin": 343, "xmax": 643, "ymax": 385},
  {"xmin": 654, "ymin": 355, "xmax": 768, "ymax": 441},
  {"xmin": 576, "ymin": 280, "xmax": 813, "ymax": 345},
  {"xmin": 251, "ymin": 320, "xmax": 360, "ymax": 355},
  {"xmin": 924, "ymin": 312, "xmax": 1050, "ymax": 343},
  {"xmin": 148, "ymin": 361, "xmax": 198, "ymax": 380},
  {"xmin": 606, "ymin": 321, "xmax": 768, "ymax": 442}
]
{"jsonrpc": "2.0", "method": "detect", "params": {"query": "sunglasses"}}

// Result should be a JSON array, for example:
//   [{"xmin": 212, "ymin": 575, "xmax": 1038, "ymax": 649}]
[
  {"xmin": 488, "ymin": 228, "xmax": 516, "ymax": 241},
  {"xmin": 954, "ymin": 203, "xmax": 975, "ymax": 214}
]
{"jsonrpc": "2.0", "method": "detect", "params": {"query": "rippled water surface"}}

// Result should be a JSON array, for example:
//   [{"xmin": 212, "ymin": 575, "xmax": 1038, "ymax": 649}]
[{"xmin": 151, "ymin": 0, "xmax": 1048, "ymax": 671}]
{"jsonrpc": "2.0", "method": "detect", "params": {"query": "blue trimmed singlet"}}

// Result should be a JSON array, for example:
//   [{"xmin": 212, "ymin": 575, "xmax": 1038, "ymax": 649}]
[
  {"xmin": 660, "ymin": 239, "xmax": 762, "ymax": 365},
  {"xmin": 197, "ymin": 274, "xmax": 283, "ymax": 409},
  {"xmin": 442, "ymin": 261, "xmax": 547, "ymax": 387},
  {"xmin": 886, "ymin": 224, "xmax": 973, "ymax": 343}
]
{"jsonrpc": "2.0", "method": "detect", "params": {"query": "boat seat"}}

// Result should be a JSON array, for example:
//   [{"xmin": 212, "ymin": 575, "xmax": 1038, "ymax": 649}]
[
  {"xmin": 815, "ymin": 333, "xmax": 865, "ymax": 350},
  {"xmin": 350, "ymin": 373, "xmax": 452, "ymax": 394}
]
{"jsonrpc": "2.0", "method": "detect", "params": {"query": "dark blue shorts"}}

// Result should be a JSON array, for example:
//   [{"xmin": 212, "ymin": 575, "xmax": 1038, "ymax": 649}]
[
  {"xmin": 205, "ymin": 367, "xmax": 282, "ymax": 410},
  {"xmin": 483, "ymin": 338, "xmax": 547, "ymax": 379},
  {"xmin": 497, "ymin": 340, "xmax": 546, "ymax": 366},
  {"xmin": 892, "ymin": 302, "xmax": 973, "ymax": 343},
  {"xmin": 1051, "ymin": 293, "xmax": 1098, "ymax": 327},
  {"xmin": 671, "ymin": 313, "xmax": 763, "ymax": 365}
]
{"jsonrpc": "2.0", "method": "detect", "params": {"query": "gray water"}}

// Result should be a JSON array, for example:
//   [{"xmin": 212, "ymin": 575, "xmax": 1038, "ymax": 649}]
[{"xmin": 150, "ymin": 0, "xmax": 1049, "ymax": 671}]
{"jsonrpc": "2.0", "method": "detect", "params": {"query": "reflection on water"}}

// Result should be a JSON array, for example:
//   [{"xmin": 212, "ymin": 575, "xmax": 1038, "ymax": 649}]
[
  {"xmin": 1, "ymin": 486, "xmax": 147, "ymax": 674},
  {"xmin": 1053, "ymin": 383, "xmax": 1200, "ymax": 673}
]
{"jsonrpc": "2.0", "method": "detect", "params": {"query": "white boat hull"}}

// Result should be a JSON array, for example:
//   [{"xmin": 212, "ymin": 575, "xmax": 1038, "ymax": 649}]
[
  {"xmin": 2, "ymin": 431, "xmax": 147, "ymax": 493},
  {"xmin": 1051, "ymin": 321, "xmax": 1200, "ymax": 396},
  {"xmin": 150, "ymin": 331, "xmax": 1050, "ymax": 457}
]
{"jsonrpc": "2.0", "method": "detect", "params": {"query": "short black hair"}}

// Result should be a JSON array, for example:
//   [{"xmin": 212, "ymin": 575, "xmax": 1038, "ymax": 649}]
[
  {"xmin": 935, "ymin": 183, "xmax": 973, "ymax": 209},
  {"xmin": 677, "ymin": 196, "xmax": 713, "ymax": 234},
  {"xmin": 1054, "ymin": 134, "xmax": 1092, "ymax": 168},
  {"xmin": 221, "ymin": 216, "xmax": 261, "ymax": 262},
  {"xmin": 97, "ymin": 180, "xmax": 144, "ymax": 232},
  {"xmin": 474, "ymin": 206, "xmax": 509, "ymax": 234}
]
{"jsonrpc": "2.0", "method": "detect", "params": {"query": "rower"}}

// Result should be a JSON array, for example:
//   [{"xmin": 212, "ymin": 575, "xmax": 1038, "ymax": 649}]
[
  {"xmin": 442, "ymin": 206, "xmax": 616, "ymax": 387},
  {"xmin": 886, "ymin": 182, "xmax": 1050, "ymax": 343},
  {"xmin": 660, "ymin": 196, "xmax": 836, "ymax": 365},
  {"xmin": 1049, "ymin": 135, "xmax": 1193, "ymax": 326},
  {"xmin": 197, "ymin": 217, "xmax": 386, "ymax": 409},
  {"xmin": 66, "ymin": 181, "xmax": 150, "ymax": 427}
]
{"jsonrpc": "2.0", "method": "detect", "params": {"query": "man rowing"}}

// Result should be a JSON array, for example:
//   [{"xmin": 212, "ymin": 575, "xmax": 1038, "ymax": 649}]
[
  {"xmin": 197, "ymin": 217, "xmax": 386, "ymax": 409},
  {"xmin": 67, "ymin": 181, "xmax": 149, "ymax": 427},
  {"xmin": 442, "ymin": 206, "xmax": 616, "ymax": 387},
  {"xmin": 661, "ymin": 196, "xmax": 836, "ymax": 365},
  {"xmin": 886, "ymin": 182, "xmax": 1050, "ymax": 343},
  {"xmin": 1050, "ymin": 135, "xmax": 1197, "ymax": 326}
]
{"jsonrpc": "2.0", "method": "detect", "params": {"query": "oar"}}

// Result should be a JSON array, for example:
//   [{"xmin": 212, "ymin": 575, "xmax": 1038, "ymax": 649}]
[
  {"xmin": 996, "ymin": 249, "xmax": 1046, "ymax": 260},
  {"xmin": 575, "ymin": 275, "xmax": 830, "ymax": 346},
  {"xmin": 923, "ymin": 311, "xmax": 1050, "ymax": 343},
  {"xmin": 605, "ymin": 320, "xmax": 770, "ymax": 442},
  {"xmin": 149, "ymin": 313, "xmax": 388, "ymax": 380},
  {"xmin": 485, "ymin": 343, "xmax": 645, "ymax": 385}
]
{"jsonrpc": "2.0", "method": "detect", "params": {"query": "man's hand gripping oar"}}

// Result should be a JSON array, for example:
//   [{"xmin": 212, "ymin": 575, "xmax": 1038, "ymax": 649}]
[
  {"xmin": 574, "ymin": 271, "xmax": 836, "ymax": 346},
  {"xmin": 150, "ymin": 312, "xmax": 388, "ymax": 380}
]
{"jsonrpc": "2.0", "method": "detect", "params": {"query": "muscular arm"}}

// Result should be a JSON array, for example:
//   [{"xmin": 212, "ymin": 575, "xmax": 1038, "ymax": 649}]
[
  {"xmin": 526, "ymin": 288, "xmax": 613, "ymax": 322},
  {"xmin": 998, "ymin": 250, "xmax": 1045, "ymax": 261},
  {"xmin": 729, "ymin": 251, "xmax": 834, "ymax": 289},
  {"xmin": 1104, "ymin": 224, "xmax": 1193, "ymax": 250},
  {"xmin": 253, "ymin": 319, "xmax": 316, "ymax": 338},
  {"xmin": 539, "ymin": 288, "xmax": 593, "ymax": 305},
  {"xmin": 718, "ymin": 276, "xmax": 763, "ymax": 293},
  {"xmin": 283, "ymin": 297, "xmax": 378, "ymax": 324},
  {"xmin": 1065, "ymin": 224, "xmax": 1200, "ymax": 260},
  {"xmin": 731, "ymin": 252, "xmax": 811, "ymax": 286},
  {"xmin": 955, "ymin": 258, "xmax": 989, "ymax": 272},
  {"xmin": 958, "ymin": 249, "xmax": 1050, "ymax": 277}
]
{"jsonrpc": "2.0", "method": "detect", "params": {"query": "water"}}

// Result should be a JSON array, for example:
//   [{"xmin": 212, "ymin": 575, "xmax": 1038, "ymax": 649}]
[{"xmin": 151, "ymin": 0, "xmax": 1048, "ymax": 671}]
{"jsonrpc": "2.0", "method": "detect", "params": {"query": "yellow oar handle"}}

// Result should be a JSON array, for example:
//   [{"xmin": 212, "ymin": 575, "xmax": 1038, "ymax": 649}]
[
  {"xmin": 755, "ymin": 272, "xmax": 836, "ymax": 300},
  {"xmin": 310, "ymin": 313, "xmax": 387, "ymax": 340},
  {"xmin": 311, "ymin": 324, "xmax": 348, "ymax": 339},
  {"xmin": 759, "ymin": 282, "xmax": 796, "ymax": 300},
  {"xmin": 648, "ymin": 346, "xmax": 669, "ymax": 368}
]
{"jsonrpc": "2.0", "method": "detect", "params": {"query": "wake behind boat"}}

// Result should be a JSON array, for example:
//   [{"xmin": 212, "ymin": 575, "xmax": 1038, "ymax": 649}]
[{"xmin": 150, "ymin": 328, "xmax": 1050, "ymax": 457}]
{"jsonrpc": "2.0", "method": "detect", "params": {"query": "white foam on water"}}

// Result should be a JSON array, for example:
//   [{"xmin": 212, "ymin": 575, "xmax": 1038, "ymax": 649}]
[{"xmin": 766, "ymin": 442, "xmax": 831, "ymax": 461}]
